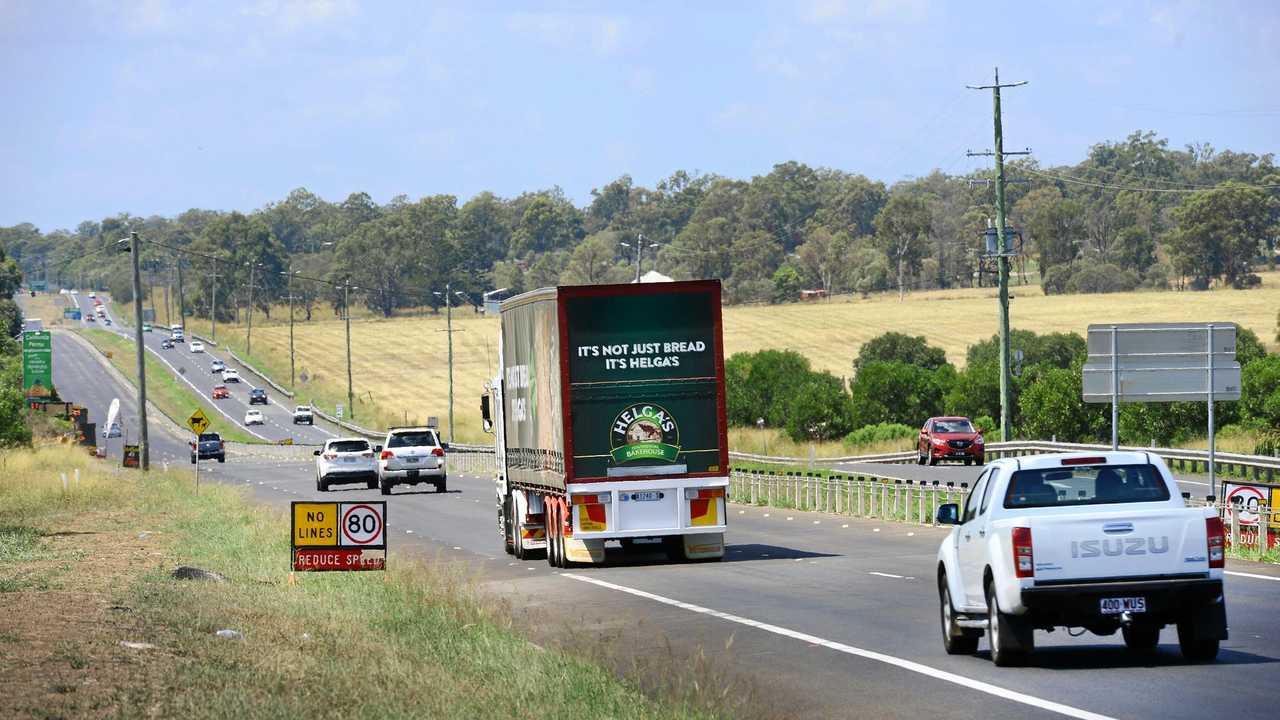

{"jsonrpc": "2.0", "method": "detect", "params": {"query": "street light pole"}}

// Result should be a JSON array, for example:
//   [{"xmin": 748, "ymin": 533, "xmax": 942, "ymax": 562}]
[{"xmin": 127, "ymin": 232, "xmax": 150, "ymax": 471}]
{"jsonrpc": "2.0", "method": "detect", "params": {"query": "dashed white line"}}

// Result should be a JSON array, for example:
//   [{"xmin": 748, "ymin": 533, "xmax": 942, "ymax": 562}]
[
  {"xmin": 868, "ymin": 571, "xmax": 906, "ymax": 579},
  {"xmin": 562, "ymin": 574, "xmax": 1116, "ymax": 720}
]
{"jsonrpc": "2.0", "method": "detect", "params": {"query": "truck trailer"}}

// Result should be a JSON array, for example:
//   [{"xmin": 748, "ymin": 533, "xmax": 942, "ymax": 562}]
[{"xmin": 483, "ymin": 280, "xmax": 729, "ymax": 566}]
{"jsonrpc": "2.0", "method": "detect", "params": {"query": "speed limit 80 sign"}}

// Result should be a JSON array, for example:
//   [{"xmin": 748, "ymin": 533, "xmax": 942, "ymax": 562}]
[{"xmin": 291, "ymin": 501, "xmax": 386, "ymax": 572}]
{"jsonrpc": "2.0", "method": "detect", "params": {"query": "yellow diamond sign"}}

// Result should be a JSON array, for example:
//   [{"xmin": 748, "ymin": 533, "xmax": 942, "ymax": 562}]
[{"xmin": 186, "ymin": 408, "xmax": 210, "ymax": 435}]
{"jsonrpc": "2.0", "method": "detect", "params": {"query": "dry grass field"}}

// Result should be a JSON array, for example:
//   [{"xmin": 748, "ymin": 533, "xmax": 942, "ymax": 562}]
[{"xmin": 169, "ymin": 272, "xmax": 1280, "ymax": 444}]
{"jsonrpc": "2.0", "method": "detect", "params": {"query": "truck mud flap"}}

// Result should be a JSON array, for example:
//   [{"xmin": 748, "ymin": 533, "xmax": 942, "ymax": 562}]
[
  {"xmin": 564, "ymin": 538, "xmax": 606, "ymax": 564},
  {"xmin": 669, "ymin": 532, "xmax": 725, "ymax": 561}
]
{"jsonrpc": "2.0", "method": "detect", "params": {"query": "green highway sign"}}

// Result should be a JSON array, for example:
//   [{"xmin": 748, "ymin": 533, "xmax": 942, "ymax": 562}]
[{"xmin": 22, "ymin": 331, "xmax": 53, "ymax": 400}]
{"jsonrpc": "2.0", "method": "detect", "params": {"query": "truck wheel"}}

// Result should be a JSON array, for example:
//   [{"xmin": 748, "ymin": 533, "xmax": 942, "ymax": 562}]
[
  {"xmin": 1176, "ymin": 621, "xmax": 1220, "ymax": 662},
  {"xmin": 986, "ymin": 583, "xmax": 1032, "ymax": 666},
  {"xmin": 940, "ymin": 573, "xmax": 980, "ymax": 655},
  {"xmin": 1122, "ymin": 625, "xmax": 1159, "ymax": 652},
  {"xmin": 545, "ymin": 505, "xmax": 560, "ymax": 568}
]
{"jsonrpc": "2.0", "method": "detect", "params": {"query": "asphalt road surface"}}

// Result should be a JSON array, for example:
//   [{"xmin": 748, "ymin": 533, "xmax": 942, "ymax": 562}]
[
  {"xmin": 48, "ymin": 316, "xmax": 1280, "ymax": 720},
  {"xmin": 69, "ymin": 293, "xmax": 337, "ymax": 446}
]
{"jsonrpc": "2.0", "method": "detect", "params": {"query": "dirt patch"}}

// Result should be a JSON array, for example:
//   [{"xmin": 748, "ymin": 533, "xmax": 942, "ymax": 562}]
[{"xmin": 0, "ymin": 512, "xmax": 177, "ymax": 719}]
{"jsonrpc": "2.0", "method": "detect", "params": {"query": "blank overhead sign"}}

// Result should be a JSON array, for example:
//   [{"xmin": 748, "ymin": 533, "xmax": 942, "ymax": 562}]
[{"xmin": 1082, "ymin": 322, "xmax": 1241, "ymax": 403}]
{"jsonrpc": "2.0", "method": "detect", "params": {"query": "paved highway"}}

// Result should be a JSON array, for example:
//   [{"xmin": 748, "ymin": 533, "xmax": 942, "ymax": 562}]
[
  {"xmin": 70, "ymin": 293, "xmax": 336, "ymax": 445},
  {"xmin": 49, "ymin": 319, "xmax": 1280, "ymax": 720}
]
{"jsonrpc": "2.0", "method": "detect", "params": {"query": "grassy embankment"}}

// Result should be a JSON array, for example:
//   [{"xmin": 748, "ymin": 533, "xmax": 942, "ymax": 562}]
[
  {"xmin": 165, "ymin": 272, "xmax": 1280, "ymax": 448},
  {"xmin": 0, "ymin": 446, "xmax": 737, "ymax": 719},
  {"xmin": 74, "ymin": 328, "xmax": 259, "ymax": 444}
]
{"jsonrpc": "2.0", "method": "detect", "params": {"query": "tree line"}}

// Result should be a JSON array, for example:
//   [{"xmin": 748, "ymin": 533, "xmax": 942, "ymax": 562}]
[
  {"xmin": 728, "ymin": 328, "xmax": 1280, "ymax": 453},
  {"xmin": 1, "ymin": 130, "xmax": 1278, "ymax": 324}
]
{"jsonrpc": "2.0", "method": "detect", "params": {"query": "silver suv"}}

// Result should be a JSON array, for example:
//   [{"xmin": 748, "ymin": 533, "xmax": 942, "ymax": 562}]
[{"xmin": 377, "ymin": 427, "xmax": 446, "ymax": 495}]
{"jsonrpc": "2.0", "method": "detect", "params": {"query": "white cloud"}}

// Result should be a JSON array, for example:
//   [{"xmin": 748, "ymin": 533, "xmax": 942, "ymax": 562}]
[
  {"xmin": 505, "ymin": 11, "xmax": 632, "ymax": 55},
  {"xmin": 241, "ymin": 0, "xmax": 358, "ymax": 31},
  {"xmin": 803, "ymin": 0, "xmax": 930, "ymax": 24}
]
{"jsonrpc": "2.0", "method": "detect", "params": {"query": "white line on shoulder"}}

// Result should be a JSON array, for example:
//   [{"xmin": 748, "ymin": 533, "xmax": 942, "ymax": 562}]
[
  {"xmin": 562, "ymin": 574, "xmax": 1116, "ymax": 720},
  {"xmin": 1225, "ymin": 570, "xmax": 1280, "ymax": 582}
]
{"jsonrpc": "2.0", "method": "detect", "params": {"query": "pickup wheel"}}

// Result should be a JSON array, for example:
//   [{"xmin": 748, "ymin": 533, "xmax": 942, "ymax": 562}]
[
  {"xmin": 939, "ymin": 575, "xmax": 980, "ymax": 655},
  {"xmin": 366, "ymin": 478, "xmax": 377, "ymax": 490},
  {"xmin": 316, "ymin": 475, "xmax": 328, "ymax": 492},
  {"xmin": 379, "ymin": 478, "xmax": 392, "ymax": 496},
  {"xmin": 217, "ymin": 455, "xmax": 225, "ymax": 464},
  {"xmin": 1176, "ymin": 621, "xmax": 1220, "ymax": 662},
  {"xmin": 1122, "ymin": 625, "xmax": 1160, "ymax": 652},
  {"xmin": 986, "ymin": 583, "xmax": 1033, "ymax": 666}
]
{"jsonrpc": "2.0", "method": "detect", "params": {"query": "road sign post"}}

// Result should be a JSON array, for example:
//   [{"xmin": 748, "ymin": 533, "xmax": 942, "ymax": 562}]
[
  {"xmin": 290, "ymin": 501, "xmax": 386, "ymax": 572},
  {"xmin": 1083, "ymin": 322, "xmax": 1240, "ymax": 494}
]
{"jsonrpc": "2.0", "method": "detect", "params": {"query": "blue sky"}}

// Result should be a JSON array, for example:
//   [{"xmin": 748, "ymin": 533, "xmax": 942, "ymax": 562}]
[{"xmin": 2, "ymin": 0, "xmax": 1277, "ymax": 231}]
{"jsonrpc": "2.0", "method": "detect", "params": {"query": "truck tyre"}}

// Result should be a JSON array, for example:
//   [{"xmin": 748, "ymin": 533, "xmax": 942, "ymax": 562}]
[
  {"xmin": 986, "ymin": 583, "xmax": 1032, "ymax": 666},
  {"xmin": 1122, "ymin": 625, "xmax": 1159, "ymax": 652},
  {"xmin": 1176, "ymin": 621, "xmax": 1220, "ymax": 662},
  {"xmin": 940, "ymin": 573, "xmax": 980, "ymax": 655},
  {"xmin": 546, "ymin": 505, "xmax": 560, "ymax": 568}
]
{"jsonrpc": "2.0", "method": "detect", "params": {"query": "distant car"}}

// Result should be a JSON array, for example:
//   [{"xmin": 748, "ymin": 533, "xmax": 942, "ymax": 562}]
[
  {"xmin": 243, "ymin": 409, "xmax": 264, "ymax": 426},
  {"xmin": 190, "ymin": 341, "xmax": 205, "ymax": 353},
  {"xmin": 212, "ymin": 384, "xmax": 230, "ymax": 399},
  {"xmin": 292, "ymin": 405, "xmax": 314, "ymax": 425},
  {"xmin": 211, "ymin": 359, "xmax": 226, "ymax": 373},
  {"xmin": 221, "ymin": 368, "xmax": 241, "ymax": 383},
  {"xmin": 86, "ymin": 315, "xmax": 96, "ymax": 323},
  {"xmin": 314, "ymin": 437, "xmax": 379, "ymax": 491},
  {"xmin": 190, "ymin": 432, "xmax": 225, "ymax": 463},
  {"xmin": 88, "ymin": 292, "xmax": 96, "ymax": 298},
  {"xmin": 377, "ymin": 427, "xmax": 446, "ymax": 495},
  {"xmin": 248, "ymin": 388, "xmax": 268, "ymax": 405},
  {"xmin": 142, "ymin": 323, "xmax": 152, "ymax": 332},
  {"xmin": 160, "ymin": 338, "xmax": 173, "ymax": 349},
  {"xmin": 917, "ymin": 416, "xmax": 985, "ymax": 466},
  {"xmin": 102, "ymin": 318, "xmax": 112, "ymax": 326},
  {"xmin": 70, "ymin": 289, "xmax": 78, "ymax": 295}
]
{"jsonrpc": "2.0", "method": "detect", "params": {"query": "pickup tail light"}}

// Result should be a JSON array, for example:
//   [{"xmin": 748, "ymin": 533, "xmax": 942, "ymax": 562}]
[
  {"xmin": 380, "ymin": 450, "xmax": 393, "ymax": 460},
  {"xmin": 1012, "ymin": 526, "xmax": 1034, "ymax": 578},
  {"xmin": 1206, "ymin": 516, "xmax": 1225, "ymax": 568},
  {"xmin": 219, "ymin": 441, "xmax": 225, "ymax": 450},
  {"xmin": 323, "ymin": 453, "xmax": 337, "ymax": 461},
  {"xmin": 431, "ymin": 447, "xmax": 445, "ymax": 457}
]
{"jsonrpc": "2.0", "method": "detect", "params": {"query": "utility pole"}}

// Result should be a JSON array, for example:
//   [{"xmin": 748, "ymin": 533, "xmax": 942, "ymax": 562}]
[
  {"xmin": 434, "ymin": 284, "xmax": 469, "ymax": 443},
  {"xmin": 209, "ymin": 263, "xmax": 221, "ymax": 343},
  {"xmin": 620, "ymin": 234, "xmax": 661, "ymax": 283},
  {"xmin": 283, "ymin": 268, "xmax": 298, "ymax": 387},
  {"xmin": 176, "ymin": 257, "xmax": 186, "ymax": 334},
  {"xmin": 968, "ymin": 68, "xmax": 1029, "ymax": 442},
  {"xmin": 126, "ymin": 232, "xmax": 150, "ymax": 471},
  {"xmin": 245, "ymin": 261, "xmax": 258, "ymax": 355},
  {"xmin": 343, "ymin": 279, "xmax": 354, "ymax": 420}
]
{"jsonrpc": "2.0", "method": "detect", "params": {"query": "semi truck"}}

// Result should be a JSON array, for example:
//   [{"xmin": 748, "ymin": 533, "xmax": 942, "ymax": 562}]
[{"xmin": 482, "ymin": 280, "xmax": 729, "ymax": 566}]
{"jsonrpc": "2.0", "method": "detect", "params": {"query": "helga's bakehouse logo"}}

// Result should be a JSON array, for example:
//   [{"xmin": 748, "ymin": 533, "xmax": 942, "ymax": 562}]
[{"xmin": 610, "ymin": 404, "xmax": 680, "ymax": 464}]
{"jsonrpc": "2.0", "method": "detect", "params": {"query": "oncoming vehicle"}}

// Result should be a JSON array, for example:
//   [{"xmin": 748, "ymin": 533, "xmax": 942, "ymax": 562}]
[
  {"xmin": 248, "ymin": 388, "xmax": 268, "ymax": 405},
  {"xmin": 212, "ymin": 384, "xmax": 230, "ymax": 400},
  {"xmin": 243, "ymin": 409, "xmax": 264, "ymax": 426},
  {"xmin": 934, "ymin": 452, "xmax": 1226, "ymax": 666},
  {"xmin": 190, "ymin": 432, "xmax": 225, "ymax": 463},
  {"xmin": 918, "ymin": 416, "xmax": 984, "ymax": 466},
  {"xmin": 377, "ymin": 427, "xmax": 446, "ymax": 495},
  {"xmin": 314, "ymin": 438, "xmax": 379, "ymax": 491},
  {"xmin": 211, "ymin": 359, "xmax": 226, "ymax": 373},
  {"xmin": 190, "ymin": 341, "xmax": 205, "ymax": 353},
  {"xmin": 142, "ymin": 323, "xmax": 152, "ymax": 333}
]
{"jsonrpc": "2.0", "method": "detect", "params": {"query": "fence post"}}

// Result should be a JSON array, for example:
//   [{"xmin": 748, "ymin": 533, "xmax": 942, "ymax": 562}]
[
  {"xmin": 918, "ymin": 488, "xmax": 926, "ymax": 524},
  {"xmin": 1259, "ymin": 504, "xmax": 1270, "ymax": 554},
  {"xmin": 858, "ymin": 478, "xmax": 866, "ymax": 517},
  {"xmin": 1230, "ymin": 505, "xmax": 1240, "ymax": 548}
]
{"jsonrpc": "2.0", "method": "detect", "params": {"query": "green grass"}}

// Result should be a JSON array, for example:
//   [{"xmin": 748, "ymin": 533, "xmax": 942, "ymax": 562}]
[
  {"xmin": 0, "ymin": 446, "xmax": 737, "ymax": 720},
  {"xmin": 73, "ymin": 328, "xmax": 260, "ymax": 444}
]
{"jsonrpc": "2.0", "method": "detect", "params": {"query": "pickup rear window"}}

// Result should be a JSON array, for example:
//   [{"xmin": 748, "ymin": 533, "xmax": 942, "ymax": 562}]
[
  {"xmin": 1003, "ymin": 464, "xmax": 1170, "ymax": 509},
  {"xmin": 388, "ymin": 431, "xmax": 437, "ymax": 448},
  {"xmin": 198, "ymin": 433, "xmax": 221, "ymax": 442}
]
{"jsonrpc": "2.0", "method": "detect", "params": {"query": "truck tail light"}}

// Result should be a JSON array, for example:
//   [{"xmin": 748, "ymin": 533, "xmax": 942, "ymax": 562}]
[
  {"xmin": 571, "ymin": 493, "xmax": 611, "ymax": 505},
  {"xmin": 431, "ymin": 447, "xmax": 445, "ymax": 457},
  {"xmin": 1012, "ymin": 526, "xmax": 1034, "ymax": 578},
  {"xmin": 685, "ymin": 488, "xmax": 725, "ymax": 500},
  {"xmin": 380, "ymin": 450, "xmax": 393, "ymax": 460},
  {"xmin": 1206, "ymin": 516, "xmax": 1225, "ymax": 568}
]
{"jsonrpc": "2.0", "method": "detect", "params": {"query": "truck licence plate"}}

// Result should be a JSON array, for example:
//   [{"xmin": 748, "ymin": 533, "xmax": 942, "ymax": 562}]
[
  {"xmin": 1099, "ymin": 597, "xmax": 1146, "ymax": 614},
  {"xmin": 627, "ymin": 491, "xmax": 662, "ymax": 502}
]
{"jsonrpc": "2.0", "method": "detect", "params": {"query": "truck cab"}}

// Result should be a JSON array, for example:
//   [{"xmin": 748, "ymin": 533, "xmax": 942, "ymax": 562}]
[{"xmin": 935, "ymin": 452, "xmax": 1226, "ymax": 665}]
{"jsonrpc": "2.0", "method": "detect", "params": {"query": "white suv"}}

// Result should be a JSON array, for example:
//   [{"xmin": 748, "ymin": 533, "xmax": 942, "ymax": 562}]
[
  {"xmin": 377, "ymin": 427, "xmax": 446, "ymax": 495},
  {"xmin": 314, "ymin": 437, "xmax": 379, "ymax": 492}
]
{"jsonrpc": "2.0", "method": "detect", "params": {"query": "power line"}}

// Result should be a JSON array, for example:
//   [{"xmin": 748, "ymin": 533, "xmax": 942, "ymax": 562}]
[
  {"xmin": 1038, "ymin": 158, "xmax": 1280, "ymax": 190},
  {"xmin": 1014, "ymin": 166, "xmax": 1280, "ymax": 194}
]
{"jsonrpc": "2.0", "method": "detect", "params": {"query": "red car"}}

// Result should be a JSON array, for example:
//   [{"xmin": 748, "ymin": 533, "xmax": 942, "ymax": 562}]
[
  {"xmin": 917, "ymin": 416, "xmax": 985, "ymax": 466},
  {"xmin": 212, "ymin": 384, "xmax": 230, "ymax": 400}
]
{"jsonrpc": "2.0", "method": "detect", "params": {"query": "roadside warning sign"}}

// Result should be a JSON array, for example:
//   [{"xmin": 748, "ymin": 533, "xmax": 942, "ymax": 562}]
[
  {"xmin": 291, "ymin": 501, "xmax": 386, "ymax": 571},
  {"xmin": 187, "ymin": 408, "xmax": 210, "ymax": 435},
  {"xmin": 1223, "ymin": 483, "xmax": 1266, "ymax": 527}
]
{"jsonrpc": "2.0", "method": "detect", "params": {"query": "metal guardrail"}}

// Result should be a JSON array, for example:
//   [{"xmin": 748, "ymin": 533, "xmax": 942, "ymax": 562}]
[
  {"xmin": 730, "ymin": 440, "xmax": 1280, "ymax": 484},
  {"xmin": 726, "ymin": 466, "xmax": 967, "ymax": 526},
  {"xmin": 224, "ymin": 349, "xmax": 295, "ymax": 399}
]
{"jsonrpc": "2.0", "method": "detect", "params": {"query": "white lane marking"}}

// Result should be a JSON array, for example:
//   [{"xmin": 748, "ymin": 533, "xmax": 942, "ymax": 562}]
[
  {"xmin": 562, "ymin": 574, "xmax": 1116, "ymax": 720},
  {"xmin": 1226, "ymin": 570, "xmax": 1280, "ymax": 582},
  {"xmin": 868, "ymin": 571, "xmax": 905, "ymax": 579}
]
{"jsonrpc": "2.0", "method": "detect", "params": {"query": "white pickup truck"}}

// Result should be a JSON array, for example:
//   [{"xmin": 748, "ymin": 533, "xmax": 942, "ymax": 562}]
[{"xmin": 935, "ymin": 451, "xmax": 1226, "ymax": 666}]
